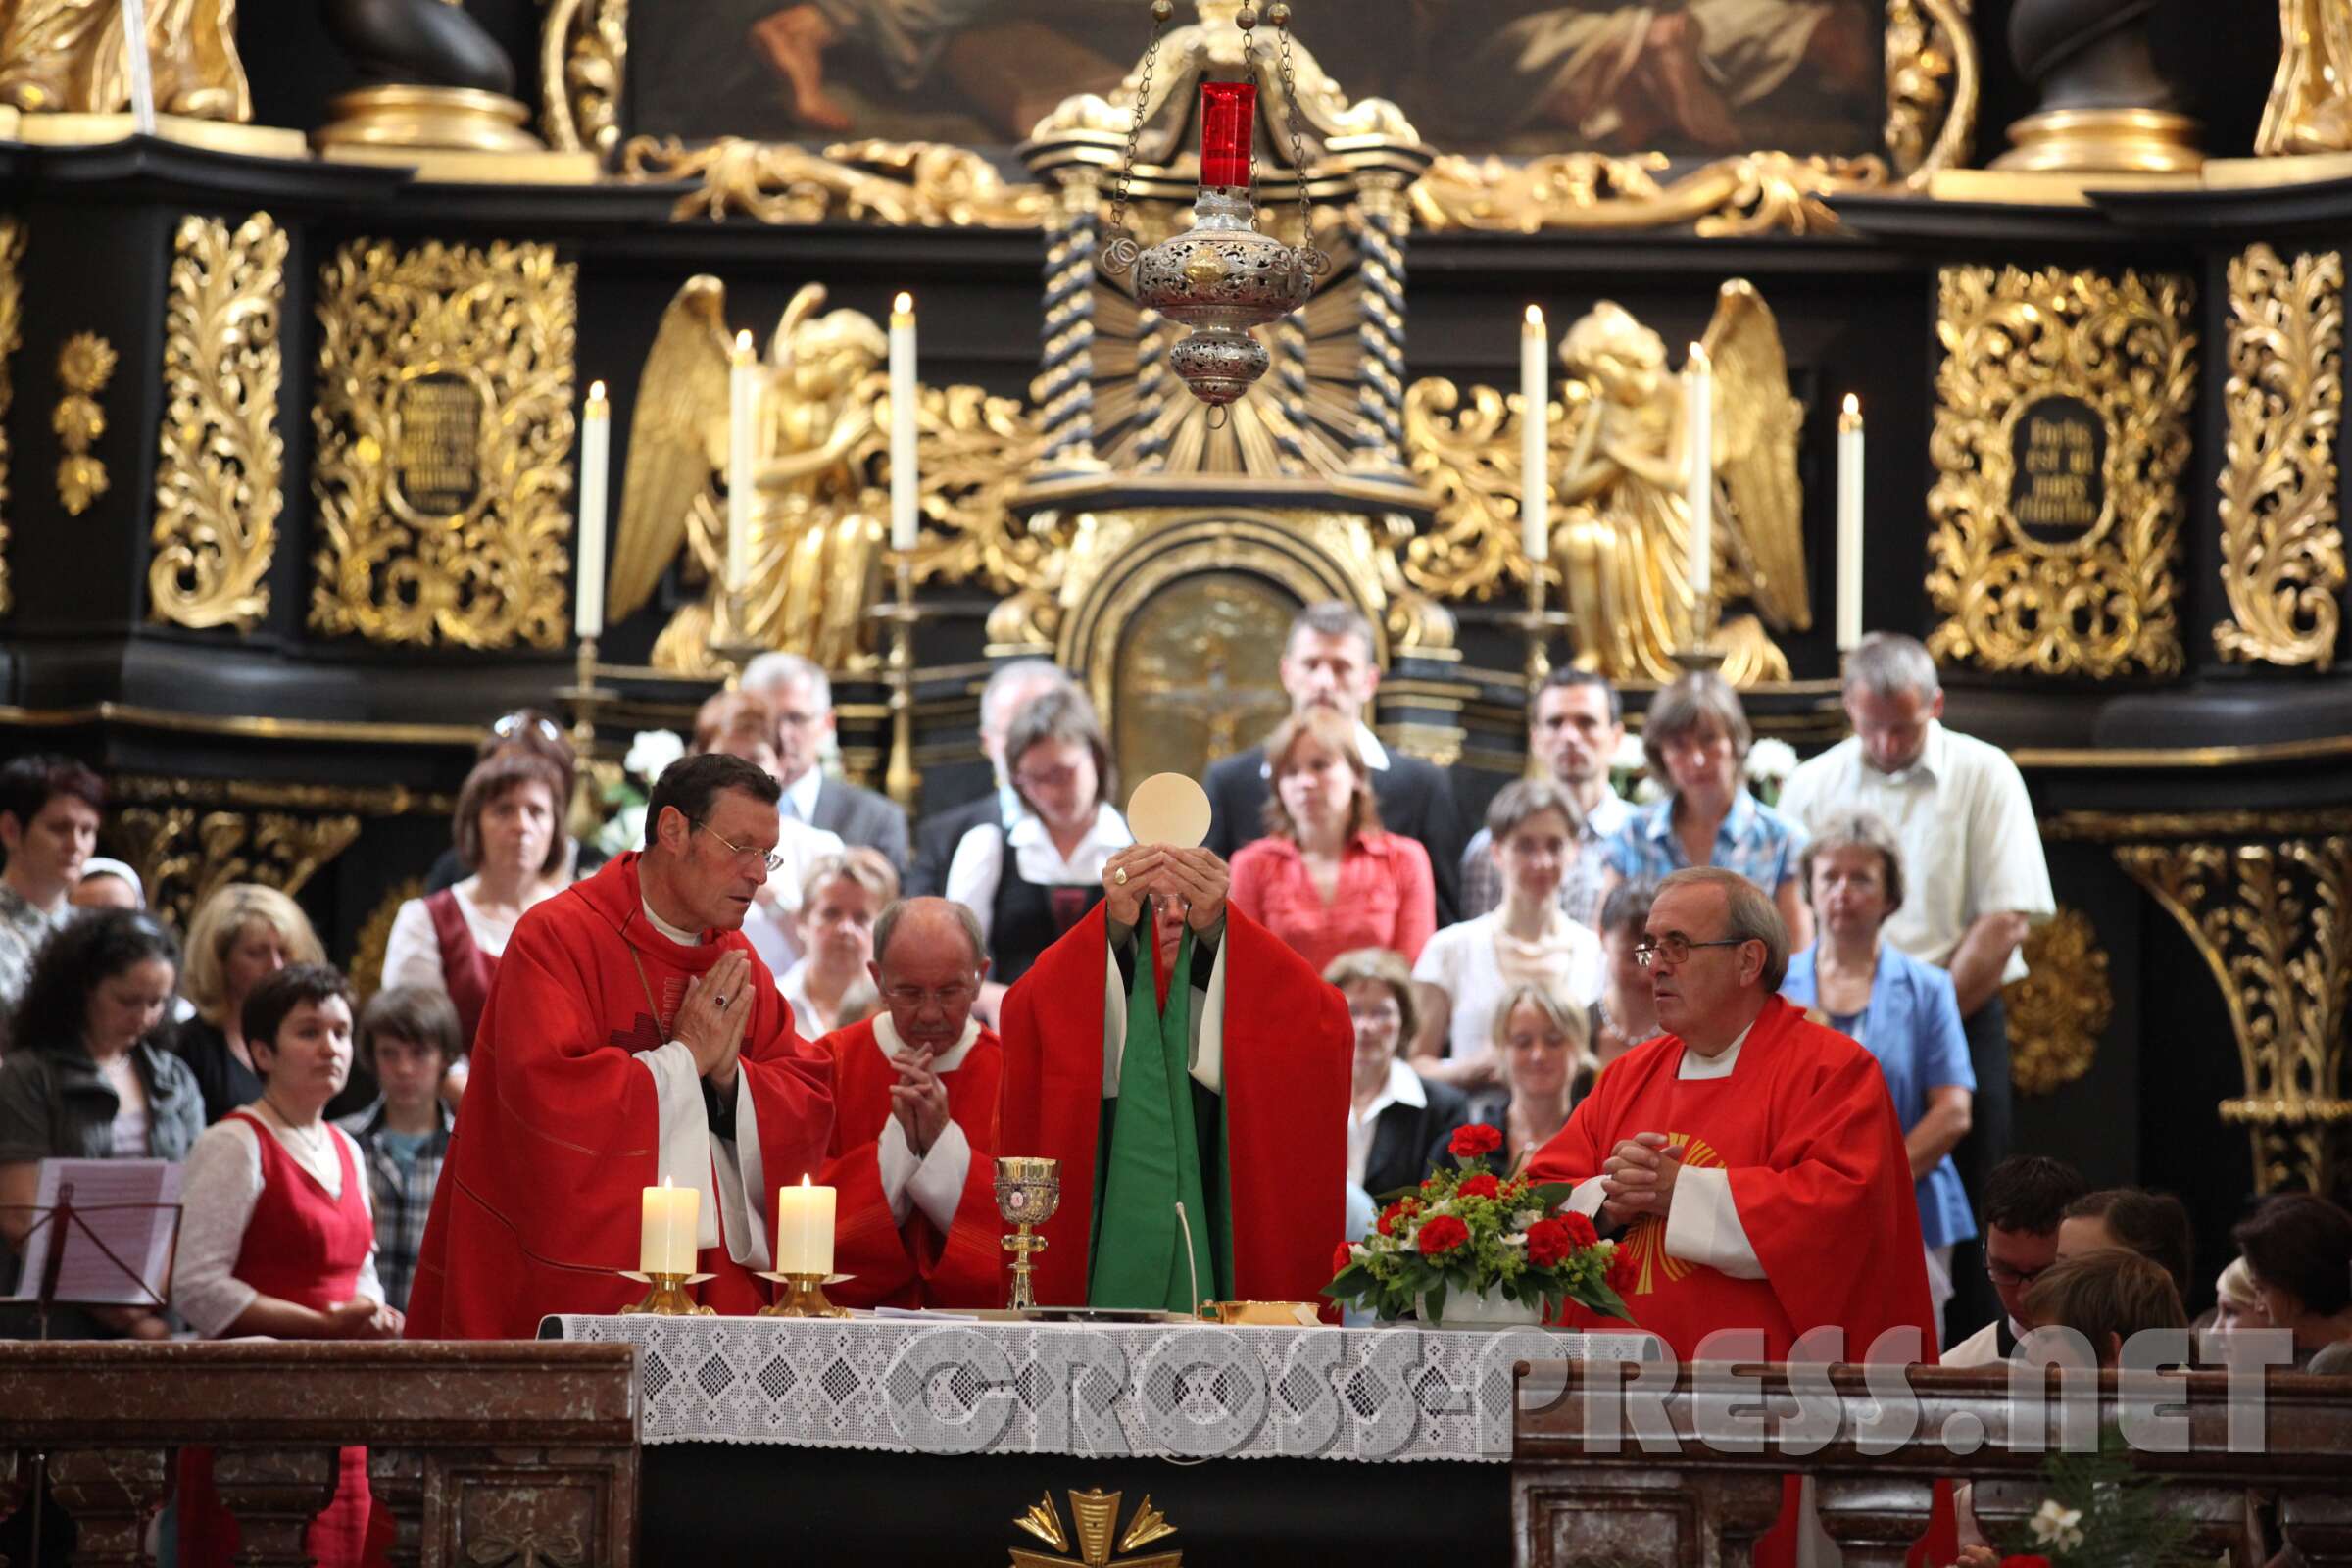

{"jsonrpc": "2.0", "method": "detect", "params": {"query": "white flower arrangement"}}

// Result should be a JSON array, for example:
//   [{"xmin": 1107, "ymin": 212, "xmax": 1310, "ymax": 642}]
[
  {"xmin": 624, "ymin": 729, "xmax": 686, "ymax": 780},
  {"xmin": 1743, "ymin": 736, "xmax": 1799, "ymax": 784},
  {"xmin": 2031, "ymin": 1501, "xmax": 2086, "ymax": 1554}
]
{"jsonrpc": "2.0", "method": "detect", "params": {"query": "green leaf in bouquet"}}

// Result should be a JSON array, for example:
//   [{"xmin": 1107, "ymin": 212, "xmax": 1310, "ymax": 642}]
[
  {"xmin": 1424, "ymin": 1283, "xmax": 1447, "ymax": 1324},
  {"xmin": 1527, "ymin": 1182, "xmax": 1577, "ymax": 1210}
]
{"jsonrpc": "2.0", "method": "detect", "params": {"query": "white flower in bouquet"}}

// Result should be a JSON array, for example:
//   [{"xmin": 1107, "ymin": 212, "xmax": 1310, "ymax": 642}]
[
  {"xmin": 624, "ymin": 728, "xmax": 686, "ymax": 782},
  {"xmin": 595, "ymin": 801, "xmax": 648, "ymax": 859},
  {"xmin": 1744, "ymin": 737, "xmax": 1799, "ymax": 784},
  {"xmin": 2030, "ymin": 1500, "xmax": 2085, "ymax": 1552},
  {"xmin": 1611, "ymin": 731, "xmax": 1649, "ymax": 774},
  {"xmin": 1633, "ymin": 773, "xmax": 1666, "ymax": 805},
  {"xmin": 1514, "ymin": 1209, "xmax": 1543, "ymax": 1228}
]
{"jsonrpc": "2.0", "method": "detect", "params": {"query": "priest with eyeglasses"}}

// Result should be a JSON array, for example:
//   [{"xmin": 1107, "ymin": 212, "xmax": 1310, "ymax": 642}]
[{"xmin": 1524, "ymin": 864, "xmax": 1938, "ymax": 1568}]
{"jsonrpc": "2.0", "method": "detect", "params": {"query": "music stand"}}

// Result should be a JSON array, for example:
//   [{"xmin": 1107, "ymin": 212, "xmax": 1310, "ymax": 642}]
[{"xmin": 1, "ymin": 1158, "xmax": 183, "ymax": 1564}]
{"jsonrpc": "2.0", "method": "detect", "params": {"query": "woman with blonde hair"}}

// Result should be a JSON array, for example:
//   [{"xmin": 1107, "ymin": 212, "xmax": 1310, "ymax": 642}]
[
  {"xmin": 171, "ymin": 883, "xmax": 326, "ymax": 1123},
  {"xmin": 1229, "ymin": 706, "xmax": 1436, "ymax": 974},
  {"xmin": 781, "ymin": 848, "xmax": 900, "ymax": 1038},
  {"xmin": 1430, "ymin": 982, "xmax": 1594, "ymax": 1177}
]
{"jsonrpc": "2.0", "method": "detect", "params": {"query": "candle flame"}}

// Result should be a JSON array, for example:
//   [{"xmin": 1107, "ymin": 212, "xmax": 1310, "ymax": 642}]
[
  {"xmin": 588, "ymin": 379, "xmax": 607, "ymax": 402},
  {"xmin": 733, "ymin": 329, "xmax": 755, "ymax": 360},
  {"xmin": 1842, "ymin": 392, "xmax": 1860, "ymax": 416},
  {"xmin": 1524, "ymin": 304, "xmax": 1544, "ymax": 328},
  {"xmin": 661, "ymin": 1175, "xmax": 672, "ymax": 1188},
  {"xmin": 801, "ymin": 1173, "xmax": 813, "ymax": 1187},
  {"xmin": 1688, "ymin": 341, "xmax": 1709, "ymax": 367},
  {"xmin": 894, "ymin": 291, "xmax": 913, "ymax": 315}
]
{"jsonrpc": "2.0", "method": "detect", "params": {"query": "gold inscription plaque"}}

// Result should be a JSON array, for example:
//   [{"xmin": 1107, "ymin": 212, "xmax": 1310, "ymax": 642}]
[{"xmin": 309, "ymin": 238, "xmax": 577, "ymax": 649}]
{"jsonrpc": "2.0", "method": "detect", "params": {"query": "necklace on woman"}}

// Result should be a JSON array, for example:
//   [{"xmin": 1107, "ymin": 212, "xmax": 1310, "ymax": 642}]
[{"xmin": 261, "ymin": 1094, "xmax": 328, "ymax": 1159}]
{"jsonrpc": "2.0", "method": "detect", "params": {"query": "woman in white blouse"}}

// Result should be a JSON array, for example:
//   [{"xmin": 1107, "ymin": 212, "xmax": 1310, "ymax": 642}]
[
  {"xmin": 382, "ymin": 750, "xmax": 568, "ymax": 1053},
  {"xmin": 779, "ymin": 847, "xmax": 899, "ymax": 1038},
  {"xmin": 1410, "ymin": 779, "xmax": 1603, "ymax": 1090},
  {"xmin": 172, "ymin": 963, "xmax": 395, "ymax": 1563},
  {"xmin": 945, "ymin": 687, "xmax": 1131, "ymax": 1017}
]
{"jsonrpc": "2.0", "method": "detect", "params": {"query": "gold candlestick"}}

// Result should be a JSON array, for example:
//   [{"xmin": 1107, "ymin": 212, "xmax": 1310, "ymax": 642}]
[
  {"xmin": 995, "ymin": 1156, "xmax": 1061, "ymax": 1312},
  {"xmin": 558, "ymin": 635, "xmax": 621, "ymax": 844},
  {"xmin": 618, "ymin": 1269, "xmax": 716, "ymax": 1316},
  {"xmin": 757, "ymin": 1271, "xmax": 850, "ymax": 1317},
  {"xmin": 871, "ymin": 551, "xmax": 924, "ymax": 814},
  {"xmin": 1512, "ymin": 562, "xmax": 1571, "ymax": 698}
]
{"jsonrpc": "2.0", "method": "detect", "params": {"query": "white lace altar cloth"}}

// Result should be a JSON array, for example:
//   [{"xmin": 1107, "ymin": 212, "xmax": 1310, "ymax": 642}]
[{"xmin": 544, "ymin": 1314, "xmax": 1657, "ymax": 1462}]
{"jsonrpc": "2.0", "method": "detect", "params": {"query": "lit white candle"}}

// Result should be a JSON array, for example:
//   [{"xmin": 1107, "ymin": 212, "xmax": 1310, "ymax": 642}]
[
  {"xmin": 1685, "ymin": 342, "xmax": 1714, "ymax": 612},
  {"xmin": 640, "ymin": 1178, "xmax": 699, "ymax": 1275},
  {"xmin": 774, "ymin": 1174, "xmax": 835, "ymax": 1275},
  {"xmin": 1838, "ymin": 393, "xmax": 1865, "ymax": 653},
  {"xmin": 575, "ymin": 380, "xmax": 611, "ymax": 643},
  {"xmin": 727, "ymin": 329, "xmax": 759, "ymax": 594},
  {"xmin": 889, "ymin": 293, "xmax": 918, "ymax": 552},
  {"xmin": 1521, "ymin": 305, "xmax": 1548, "ymax": 563}
]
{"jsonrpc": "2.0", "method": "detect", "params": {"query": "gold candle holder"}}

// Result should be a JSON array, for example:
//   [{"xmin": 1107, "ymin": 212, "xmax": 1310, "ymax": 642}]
[
  {"xmin": 617, "ymin": 1269, "xmax": 716, "ymax": 1316},
  {"xmin": 995, "ymin": 1155, "xmax": 1061, "ymax": 1312},
  {"xmin": 869, "ymin": 551, "xmax": 925, "ymax": 815},
  {"xmin": 756, "ymin": 1271, "xmax": 850, "ymax": 1317}
]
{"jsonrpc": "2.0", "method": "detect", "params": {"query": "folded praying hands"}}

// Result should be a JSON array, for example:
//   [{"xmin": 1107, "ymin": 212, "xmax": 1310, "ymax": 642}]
[{"xmin": 1599, "ymin": 1132, "xmax": 1684, "ymax": 1229}]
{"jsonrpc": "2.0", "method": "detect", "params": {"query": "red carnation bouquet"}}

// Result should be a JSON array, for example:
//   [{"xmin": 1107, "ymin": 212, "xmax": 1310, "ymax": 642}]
[{"xmin": 1325, "ymin": 1123, "xmax": 1630, "ymax": 1325}]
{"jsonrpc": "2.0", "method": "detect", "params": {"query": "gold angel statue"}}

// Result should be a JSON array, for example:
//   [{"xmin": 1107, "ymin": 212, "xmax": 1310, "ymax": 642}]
[
  {"xmin": 1551, "ymin": 280, "xmax": 1810, "ymax": 685},
  {"xmin": 605, "ymin": 276, "xmax": 888, "ymax": 676},
  {"xmin": 0, "ymin": 0, "xmax": 250, "ymax": 119}
]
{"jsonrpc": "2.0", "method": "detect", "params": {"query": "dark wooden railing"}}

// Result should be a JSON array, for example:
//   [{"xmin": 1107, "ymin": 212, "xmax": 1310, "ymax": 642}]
[
  {"xmin": 0, "ymin": 1342, "xmax": 637, "ymax": 1567},
  {"xmin": 1514, "ymin": 1361, "xmax": 2352, "ymax": 1568}
]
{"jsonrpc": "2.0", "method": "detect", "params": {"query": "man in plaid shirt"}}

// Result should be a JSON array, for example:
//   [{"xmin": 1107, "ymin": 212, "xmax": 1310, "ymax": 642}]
[{"xmin": 337, "ymin": 986, "xmax": 463, "ymax": 1313}]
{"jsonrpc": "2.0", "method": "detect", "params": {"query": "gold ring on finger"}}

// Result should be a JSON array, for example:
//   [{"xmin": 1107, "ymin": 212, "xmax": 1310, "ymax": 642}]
[{"xmin": 1114, "ymin": 867, "xmax": 1128, "ymax": 885}]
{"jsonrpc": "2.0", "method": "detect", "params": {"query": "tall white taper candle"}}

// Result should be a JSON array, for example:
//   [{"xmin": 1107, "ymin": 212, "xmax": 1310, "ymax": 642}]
[
  {"xmin": 1686, "ymin": 342, "xmax": 1713, "ymax": 611},
  {"xmin": 1521, "ymin": 305, "xmax": 1548, "ymax": 562},
  {"xmin": 575, "ymin": 381, "xmax": 610, "ymax": 643},
  {"xmin": 1838, "ymin": 394, "xmax": 1865, "ymax": 653},
  {"xmin": 727, "ymin": 330, "xmax": 758, "ymax": 595},
  {"xmin": 890, "ymin": 293, "xmax": 918, "ymax": 552}
]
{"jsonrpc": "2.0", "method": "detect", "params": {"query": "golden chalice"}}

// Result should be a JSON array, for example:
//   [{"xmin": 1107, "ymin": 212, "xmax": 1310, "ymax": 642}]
[{"xmin": 994, "ymin": 1156, "xmax": 1061, "ymax": 1311}]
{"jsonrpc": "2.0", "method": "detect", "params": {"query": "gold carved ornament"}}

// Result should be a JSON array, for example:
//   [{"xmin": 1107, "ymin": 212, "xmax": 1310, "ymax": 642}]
[
  {"xmin": 2003, "ymin": 906, "xmax": 2112, "ymax": 1096},
  {"xmin": 2215, "ymin": 244, "xmax": 2344, "ymax": 671},
  {"xmin": 1926, "ymin": 266, "xmax": 2197, "ymax": 680},
  {"xmin": 53, "ymin": 330, "xmax": 114, "ymax": 516},
  {"xmin": 620, "ymin": 136, "xmax": 1051, "ymax": 228},
  {"xmin": 538, "ymin": 0, "xmax": 627, "ymax": 159},
  {"xmin": 2116, "ymin": 837, "xmax": 2352, "ymax": 1196},
  {"xmin": 0, "ymin": 219, "xmax": 22, "ymax": 618},
  {"xmin": 0, "ymin": 0, "xmax": 252, "ymax": 121},
  {"xmin": 1012, "ymin": 1487, "xmax": 1179, "ymax": 1568},
  {"xmin": 110, "ymin": 808, "xmax": 361, "ymax": 932},
  {"xmin": 151, "ymin": 211, "xmax": 285, "ymax": 633},
  {"xmin": 1400, "ymin": 281, "xmax": 1809, "ymax": 686},
  {"xmin": 309, "ymin": 239, "xmax": 578, "ymax": 650},
  {"xmin": 2256, "ymin": 0, "xmax": 2352, "ymax": 157},
  {"xmin": 607, "ymin": 277, "xmax": 896, "ymax": 675}
]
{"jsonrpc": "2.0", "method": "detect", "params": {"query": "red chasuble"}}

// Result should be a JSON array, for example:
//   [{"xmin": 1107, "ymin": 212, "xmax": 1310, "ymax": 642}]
[
  {"xmin": 1526, "ymin": 996, "xmax": 1937, "ymax": 1568},
  {"xmin": 818, "ymin": 1017, "xmax": 1005, "ymax": 1309},
  {"xmin": 997, "ymin": 904, "xmax": 1349, "ymax": 1308},
  {"xmin": 407, "ymin": 852, "xmax": 835, "ymax": 1337},
  {"xmin": 1526, "ymin": 995, "xmax": 1935, "ymax": 1360}
]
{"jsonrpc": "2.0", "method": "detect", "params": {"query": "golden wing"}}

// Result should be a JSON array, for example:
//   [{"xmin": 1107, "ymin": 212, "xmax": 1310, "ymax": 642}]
[
  {"xmin": 607, "ymin": 275, "xmax": 733, "ymax": 626},
  {"xmin": 1701, "ymin": 278, "xmax": 1812, "ymax": 632}
]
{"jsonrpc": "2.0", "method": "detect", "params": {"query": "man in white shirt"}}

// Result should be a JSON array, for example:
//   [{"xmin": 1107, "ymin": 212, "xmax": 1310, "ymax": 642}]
[
  {"xmin": 1459, "ymin": 669, "xmax": 1633, "ymax": 925},
  {"xmin": 1776, "ymin": 632, "xmax": 2056, "ymax": 1331},
  {"xmin": 742, "ymin": 651, "xmax": 910, "ymax": 873}
]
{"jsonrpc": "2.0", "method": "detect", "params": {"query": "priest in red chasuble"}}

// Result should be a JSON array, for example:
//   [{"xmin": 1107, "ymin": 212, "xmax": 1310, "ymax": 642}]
[
  {"xmin": 1527, "ymin": 865, "xmax": 1936, "ymax": 1566},
  {"xmin": 817, "ymin": 897, "xmax": 1004, "ymax": 1308},
  {"xmin": 408, "ymin": 754, "xmax": 835, "ymax": 1337},
  {"xmin": 999, "ymin": 845, "xmax": 1349, "ymax": 1311}
]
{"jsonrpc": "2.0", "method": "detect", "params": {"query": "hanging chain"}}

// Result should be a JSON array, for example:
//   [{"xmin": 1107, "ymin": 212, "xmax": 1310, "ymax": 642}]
[
  {"xmin": 1274, "ymin": 7, "xmax": 1328, "ymax": 277},
  {"xmin": 1101, "ymin": 2, "xmax": 1167, "ymax": 275}
]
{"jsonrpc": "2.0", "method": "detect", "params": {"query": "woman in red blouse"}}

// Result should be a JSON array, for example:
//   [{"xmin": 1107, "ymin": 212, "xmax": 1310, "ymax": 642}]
[{"xmin": 1228, "ymin": 707, "xmax": 1436, "ymax": 973}]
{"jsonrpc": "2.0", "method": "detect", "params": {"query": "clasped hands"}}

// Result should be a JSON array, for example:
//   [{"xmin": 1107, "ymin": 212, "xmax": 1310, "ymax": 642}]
[
  {"xmin": 889, "ymin": 1049, "xmax": 951, "ymax": 1156},
  {"xmin": 1102, "ymin": 845, "xmax": 1228, "ymax": 935},
  {"xmin": 674, "ymin": 949, "xmax": 753, "ymax": 1095},
  {"xmin": 1598, "ymin": 1132, "xmax": 1684, "ymax": 1230}
]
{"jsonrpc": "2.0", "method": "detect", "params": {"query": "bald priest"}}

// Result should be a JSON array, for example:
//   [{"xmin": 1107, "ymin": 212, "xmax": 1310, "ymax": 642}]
[
  {"xmin": 816, "ymin": 897, "xmax": 1004, "ymax": 1309},
  {"xmin": 999, "ymin": 844, "xmax": 1349, "ymax": 1312},
  {"xmin": 409, "ymin": 754, "xmax": 836, "ymax": 1336}
]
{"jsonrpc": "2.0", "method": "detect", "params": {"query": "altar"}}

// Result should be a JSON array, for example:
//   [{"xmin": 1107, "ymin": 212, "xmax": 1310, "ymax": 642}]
[{"xmin": 540, "ymin": 1314, "xmax": 1658, "ymax": 1564}]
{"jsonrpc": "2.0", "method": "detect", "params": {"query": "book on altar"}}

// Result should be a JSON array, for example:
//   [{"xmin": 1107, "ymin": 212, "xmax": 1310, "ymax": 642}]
[{"xmin": 5, "ymin": 1158, "xmax": 181, "ymax": 1307}]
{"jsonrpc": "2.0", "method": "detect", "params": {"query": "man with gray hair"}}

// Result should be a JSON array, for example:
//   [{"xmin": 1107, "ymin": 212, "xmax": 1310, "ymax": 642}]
[
  {"xmin": 1775, "ymin": 631, "xmax": 2053, "ymax": 1329},
  {"xmin": 810, "ymin": 895, "xmax": 1004, "ymax": 1309},
  {"xmin": 906, "ymin": 659, "xmax": 1077, "ymax": 898},
  {"xmin": 1525, "ymin": 863, "xmax": 1937, "ymax": 1557},
  {"xmin": 743, "ymin": 651, "xmax": 910, "ymax": 874}
]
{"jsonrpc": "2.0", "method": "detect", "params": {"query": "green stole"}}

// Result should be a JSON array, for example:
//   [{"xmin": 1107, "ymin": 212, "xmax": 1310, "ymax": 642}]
[{"xmin": 1087, "ymin": 927, "xmax": 1234, "ymax": 1310}]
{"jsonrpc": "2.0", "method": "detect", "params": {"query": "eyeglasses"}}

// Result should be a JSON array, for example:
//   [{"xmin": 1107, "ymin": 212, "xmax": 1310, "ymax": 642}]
[
  {"xmin": 773, "ymin": 710, "xmax": 825, "ymax": 729},
  {"xmin": 693, "ymin": 820, "xmax": 785, "ymax": 873},
  {"xmin": 1633, "ymin": 934, "xmax": 1749, "ymax": 968},
  {"xmin": 493, "ymin": 712, "xmax": 565, "ymax": 747},
  {"xmin": 1986, "ymin": 1260, "xmax": 2053, "ymax": 1289},
  {"xmin": 1015, "ymin": 764, "xmax": 1084, "ymax": 794},
  {"xmin": 883, "ymin": 981, "xmax": 978, "ymax": 1009}
]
